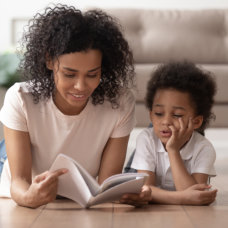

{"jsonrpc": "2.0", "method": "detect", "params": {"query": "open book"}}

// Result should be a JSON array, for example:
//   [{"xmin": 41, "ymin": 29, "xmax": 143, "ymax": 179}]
[{"xmin": 50, "ymin": 153, "xmax": 148, "ymax": 208}]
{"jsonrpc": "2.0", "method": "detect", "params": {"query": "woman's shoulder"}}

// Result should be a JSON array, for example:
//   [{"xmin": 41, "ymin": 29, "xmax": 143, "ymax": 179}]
[
  {"xmin": 119, "ymin": 89, "xmax": 135, "ymax": 104},
  {"xmin": 6, "ymin": 82, "xmax": 32, "ymax": 97},
  {"xmin": 4, "ymin": 82, "xmax": 36, "ymax": 109},
  {"xmin": 98, "ymin": 89, "xmax": 135, "ymax": 112}
]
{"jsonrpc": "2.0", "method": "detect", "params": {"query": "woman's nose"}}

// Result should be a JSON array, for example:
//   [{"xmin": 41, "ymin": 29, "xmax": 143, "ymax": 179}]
[{"xmin": 74, "ymin": 77, "xmax": 86, "ymax": 91}]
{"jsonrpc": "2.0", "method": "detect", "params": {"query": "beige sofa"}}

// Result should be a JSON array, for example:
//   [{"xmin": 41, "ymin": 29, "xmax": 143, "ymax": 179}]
[
  {"xmin": 1, "ymin": 9, "xmax": 228, "ymax": 140},
  {"xmin": 106, "ymin": 8, "xmax": 228, "ymax": 128}
]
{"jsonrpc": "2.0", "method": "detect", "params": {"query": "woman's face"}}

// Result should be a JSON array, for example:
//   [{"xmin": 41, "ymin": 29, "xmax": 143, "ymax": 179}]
[{"xmin": 48, "ymin": 49, "xmax": 102, "ymax": 115}]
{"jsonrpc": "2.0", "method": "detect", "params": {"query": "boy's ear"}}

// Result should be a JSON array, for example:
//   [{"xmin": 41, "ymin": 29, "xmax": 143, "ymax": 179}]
[
  {"xmin": 193, "ymin": 115, "xmax": 203, "ymax": 129},
  {"xmin": 149, "ymin": 110, "xmax": 153, "ymax": 123}
]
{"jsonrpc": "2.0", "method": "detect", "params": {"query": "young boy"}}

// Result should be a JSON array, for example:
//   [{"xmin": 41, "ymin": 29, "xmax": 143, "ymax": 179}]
[{"xmin": 122, "ymin": 61, "xmax": 218, "ymax": 205}]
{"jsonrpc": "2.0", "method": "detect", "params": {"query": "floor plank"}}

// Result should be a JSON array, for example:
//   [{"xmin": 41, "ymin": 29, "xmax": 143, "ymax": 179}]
[
  {"xmin": 112, "ymin": 203, "xmax": 195, "ymax": 228},
  {"xmin": 0, "ymin": 128, "xmax": 227, "ymax": 227},
  {"xmin": 0, "ymin": 198, "xmax": 44, "ymax": 228},
  {"xmin": 183, "ymin": 205, "xmax": 228, "ymax": 228},
  {"xmin": 31, "ymin": 200, "xmax": 113, "ymax": 228}
]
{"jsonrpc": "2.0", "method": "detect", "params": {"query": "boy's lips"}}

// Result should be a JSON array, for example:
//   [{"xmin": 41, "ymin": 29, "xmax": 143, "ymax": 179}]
[{"xmin": 160, "ymin": 130, "xmax": 172, "ymax": 137}]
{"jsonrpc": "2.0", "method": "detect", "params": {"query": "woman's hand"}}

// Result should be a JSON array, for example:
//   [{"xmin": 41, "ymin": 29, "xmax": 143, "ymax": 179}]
[
  {"xmin": 25, "ymin": 168, "xmax": 68, "ymax": 208},
  {"xmin": 119, "ymin": 185, "xmax": 152, "ymax": 207},
  {"xmin": 180, "ymin": 183, "xmax": 218, "ymax": 205}
]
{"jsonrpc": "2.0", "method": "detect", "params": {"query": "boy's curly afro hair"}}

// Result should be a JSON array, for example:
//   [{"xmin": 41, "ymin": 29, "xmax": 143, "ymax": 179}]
[{"xmin": 146, "ymin": 61, "xmax": 217, "ymax": 133}]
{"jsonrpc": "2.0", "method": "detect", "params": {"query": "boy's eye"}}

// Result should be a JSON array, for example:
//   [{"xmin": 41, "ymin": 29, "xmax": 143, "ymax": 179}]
[
  {"xmin": 155, "ymin": 112, "xmax": 163, "ymax": 116},
  {"xmin": 173, "ymin": 114, "xmax": 183, "ymax": 118}
]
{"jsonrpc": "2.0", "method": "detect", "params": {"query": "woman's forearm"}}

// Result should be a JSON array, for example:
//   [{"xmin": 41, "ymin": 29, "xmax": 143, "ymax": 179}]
[
  {"xmin": 10, "ymin": 178, "xmax": 32, "ymax": 207},
  {"xmin": 10, "ymin": 169, "xmax": 66, "ymax": 208}
]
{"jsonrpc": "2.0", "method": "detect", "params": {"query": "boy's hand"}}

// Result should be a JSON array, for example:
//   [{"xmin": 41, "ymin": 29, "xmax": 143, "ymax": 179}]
[
  {"xmin": 166, "ymin": 117, "xmax": 194, "ymax": 152},
  {"xmin": 180, "ymin": 184, "xmax": 218, "ymax": 205},
  {"xmin": 119, "ymin": 185, "xmax": 152, "ymax": 207}
]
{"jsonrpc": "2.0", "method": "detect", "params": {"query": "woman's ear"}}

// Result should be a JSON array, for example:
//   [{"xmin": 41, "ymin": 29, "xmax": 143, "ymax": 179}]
[
  {"xmin": 193, "ymin": 115, "xmax": 203, "ymax": 130},
  {"xmin": 46, "ymin": 54, "xmax": 53, "ymax": 70}
]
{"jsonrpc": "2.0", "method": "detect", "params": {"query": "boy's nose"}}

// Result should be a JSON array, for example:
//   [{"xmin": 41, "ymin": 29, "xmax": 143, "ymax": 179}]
[{"xmin": 162, "ymin": 115, "xmax": 172, "ymax": 126}]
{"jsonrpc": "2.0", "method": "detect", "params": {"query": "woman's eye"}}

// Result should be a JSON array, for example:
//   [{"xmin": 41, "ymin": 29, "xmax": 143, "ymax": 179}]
[
  {"xmin": 87, "ymin": 74, "xmax": 97, "ymax": 78},
  {"xmin": 64, "ymin": 74, "xmax": 75, "ymax": 78}
]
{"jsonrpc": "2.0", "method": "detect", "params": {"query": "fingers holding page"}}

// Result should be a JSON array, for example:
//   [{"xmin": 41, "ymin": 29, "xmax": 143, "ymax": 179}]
[
  {"xmin": 120, "ymin": 194, "xmax": 149, "ymax": 206},
  {"xmin": 41, "ymin": 169, "xmax": 68, "ymax": 187},
  {"xmin": 120, "ymin": 185, "xmax": 152, "ymax": 206}
]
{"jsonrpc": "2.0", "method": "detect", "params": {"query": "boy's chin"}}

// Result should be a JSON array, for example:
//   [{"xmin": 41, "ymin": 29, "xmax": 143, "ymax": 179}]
[{"xmin": 159, "ymin": 136, "xmax": 171, "ymax": 147}]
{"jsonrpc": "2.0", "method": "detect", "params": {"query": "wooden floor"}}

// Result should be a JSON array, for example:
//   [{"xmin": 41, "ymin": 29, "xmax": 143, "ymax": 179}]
[
  {"xmin": 0, "ymin": 155, "xmax": 227, "ymax": 228},
  {"xmin": 0, "ymin": 129, "xmax": 227, "ymax": 228}
]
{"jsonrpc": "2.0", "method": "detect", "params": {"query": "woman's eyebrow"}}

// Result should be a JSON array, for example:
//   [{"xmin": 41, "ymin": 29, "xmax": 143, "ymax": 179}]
[
  {"xmin": 88, "ymin": 66, "xmax": 101, "ymax": 72},
  {"xmin": 62, "ymin": 66, "xmax": 101, "ymax": 72}
]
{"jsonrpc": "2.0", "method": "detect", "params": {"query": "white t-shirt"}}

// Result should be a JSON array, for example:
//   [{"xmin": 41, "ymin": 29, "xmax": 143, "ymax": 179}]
[
  {"xmin": 131, "ymin": 128, "xmax": 216, "ymax": 191},
  {"xmin": 0, "ymin": 82, "xmax": 136, "ymax": 197}
]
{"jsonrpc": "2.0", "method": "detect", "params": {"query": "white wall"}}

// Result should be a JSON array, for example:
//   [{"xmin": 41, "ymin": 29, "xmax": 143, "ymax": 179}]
[{"xmin": 1, "ymin": 0, "xmax": 228, "ymax": 52}]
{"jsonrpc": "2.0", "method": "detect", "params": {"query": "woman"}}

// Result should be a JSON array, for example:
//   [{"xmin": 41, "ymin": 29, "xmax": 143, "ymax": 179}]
[{"xmin": 0, "ymin": 4, "xmax": 135, "ymax": 208}]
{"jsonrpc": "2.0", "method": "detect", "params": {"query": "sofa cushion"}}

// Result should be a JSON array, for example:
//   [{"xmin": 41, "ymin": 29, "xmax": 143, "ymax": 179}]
[
  {"xmin": 107, "ymin": 9, "xmax": 228, "ymax": 64},
  {"xmin": 133, "ymin": 64, "xmax": 228, "ymax": 127},
  {"xmin": 134, "ymin": 64, "xmax": 228, "ymax": 103},
  {"xmin": 104, "ymin": 9, "xmax": 228, "ymax": 127}
]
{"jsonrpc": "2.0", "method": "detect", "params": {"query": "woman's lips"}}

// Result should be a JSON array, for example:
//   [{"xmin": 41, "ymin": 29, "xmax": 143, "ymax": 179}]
[{"xmin": 69, "ymin": 93, "xmax": 87, "ymax": 101}]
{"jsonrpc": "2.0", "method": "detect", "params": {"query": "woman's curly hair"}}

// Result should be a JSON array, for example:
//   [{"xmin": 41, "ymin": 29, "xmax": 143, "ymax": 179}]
[
  {"xmin": 146, "ymin": 61, "xmax": 217, "ymax": 133},
  {"xmin": 19, "ymin": 4, "xmax": 135, "ymax": 107}
]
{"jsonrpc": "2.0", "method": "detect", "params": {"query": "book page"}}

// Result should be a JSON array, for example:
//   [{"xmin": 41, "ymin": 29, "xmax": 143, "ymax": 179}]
[
  {"xmin": 88, "ymin": 177, "xmax": 145, "ymax": 207},
  {"xmin": 50, "ymin": 154, "xmax": 92, "ymax": 207},
  {"xmin": 50, "ymin": 154, "xmax": 148, "ymax": 208},
  {"xmin": 70, "ymin": 157, "xmax": 100, "ymax": 196},
  {"xmin": 100, "ymin": 172, "xmax": 148, "ymax": 193}
]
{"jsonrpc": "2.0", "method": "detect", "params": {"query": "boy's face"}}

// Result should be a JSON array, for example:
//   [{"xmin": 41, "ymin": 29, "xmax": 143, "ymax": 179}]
[{"xmin": 150, "ymin": 88, "xmax": 202, "ymax": 146}]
